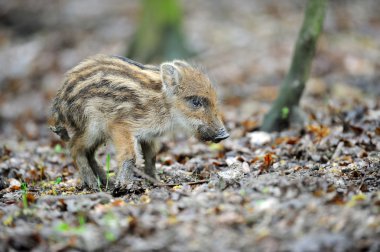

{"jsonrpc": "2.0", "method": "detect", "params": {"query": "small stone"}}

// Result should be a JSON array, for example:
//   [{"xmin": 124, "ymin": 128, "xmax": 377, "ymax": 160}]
[
  {"xmin": 341, "ymin": 167, "xmax": 351, "ymax": 173},
  {"xmin": 226, "ymin": 157, "xmax": 236, "ymax": 166},
  {"xmin": 247, "ymin": 131, "xmax": 272, "ymax": 146},
  {"xmin": 311, "ymin": 166, "xmax": 319, "ymax": 171},
  {"xmin": 241, "ymin": 162, "xmax": 250, "ymax": 174}
]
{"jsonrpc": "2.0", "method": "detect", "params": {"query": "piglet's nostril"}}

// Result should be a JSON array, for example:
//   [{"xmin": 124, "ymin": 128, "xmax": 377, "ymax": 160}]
[
  {"xmin": 218, "ymin": 127, "xmax": 228, "ymax": 135},
  {"xmin": 221, "ymin": 127, "xmax": 226, "ymax": 132}
]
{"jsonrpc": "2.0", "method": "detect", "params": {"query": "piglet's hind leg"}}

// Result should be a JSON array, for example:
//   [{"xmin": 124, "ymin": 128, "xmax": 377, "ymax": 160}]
[{"xmin": 140, "ymin": 140, "xmax": 158, "ymax": 180}]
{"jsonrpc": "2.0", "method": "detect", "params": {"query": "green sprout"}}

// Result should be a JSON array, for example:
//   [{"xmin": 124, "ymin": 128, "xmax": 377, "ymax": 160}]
[
  {"xmin": 55, "ymin": 222, "xmax": 70, "ymax": 232},
  {"xmin": 103, "ymin": 212, "xmax": 117, "ymax": 241},
  {"xmin": 55, "ymin": 214, "xmax": 87, "ymax": 234},
  {"xmin": 54, "ymin": 144, "xmax": 63, "ymax": 153},
  {"xmin": 52, "ymin": 177, "xmax": 62, "ymax": 195},
  {"xmin": 105, "ymin": 231, "xmax": 116, "ymax": 242},
  {"xmin": 281, "ymin": 107, "xmax": 289, "ymax": 119},
  {"xmin": 106, "ymin": 153, "xmax": 111, "ymax": 191},
  {"xmin": 21, "ymin": 182, "xmax": 28, "ymax": 209},
  {"xmin": 55, "ymin": 177, "xmax": 62, "ymax": 185},
  {"xmin": 78, "ymin": 214, "xmax": 86, "ymax": 227}
]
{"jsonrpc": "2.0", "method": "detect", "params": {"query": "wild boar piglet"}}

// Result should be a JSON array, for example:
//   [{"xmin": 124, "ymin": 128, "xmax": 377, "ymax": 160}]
[{"xmin": 50, "ymin": 55, "xmax": 229, "ymax": 189}]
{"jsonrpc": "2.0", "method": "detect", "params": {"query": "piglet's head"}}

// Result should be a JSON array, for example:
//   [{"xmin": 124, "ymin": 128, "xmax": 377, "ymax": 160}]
[{"xmin": 160, "ymin": 60, "xmax": 229, "ymax": 143}]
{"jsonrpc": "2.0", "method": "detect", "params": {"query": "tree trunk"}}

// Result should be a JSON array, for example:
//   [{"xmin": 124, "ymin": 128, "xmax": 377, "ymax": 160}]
[
  {"xmin": 127, "ymin": 0, "xmax": 192, "ymax": 63},
  {"xmin": 261, "ymin": 0, "xmax": 327, "ymax": 132}
]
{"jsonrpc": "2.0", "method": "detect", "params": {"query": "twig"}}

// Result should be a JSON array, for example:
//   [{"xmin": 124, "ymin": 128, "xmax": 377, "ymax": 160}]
[
  {"xmin": 156, "ymin": 179, "xmax": 210, "ymax": 187},
  {"xmin": 37, "ymin": 192, "xmax": 112, "ymax": 202},
  {"xmin": 357, "ymin": 170, "xmax": 367, "ymax": 193}
]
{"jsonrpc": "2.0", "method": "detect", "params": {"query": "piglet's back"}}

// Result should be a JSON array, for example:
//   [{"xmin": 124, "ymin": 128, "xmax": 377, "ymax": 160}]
[{"xmin": 52, "ymin": 55, "xmax": 162, "ymax": 131}]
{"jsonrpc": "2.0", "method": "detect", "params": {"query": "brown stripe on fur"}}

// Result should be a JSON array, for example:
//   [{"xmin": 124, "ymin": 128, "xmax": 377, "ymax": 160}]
[
  {"xmin": 63, "ymin": 63, "xmax": 161, "ymax": 100},
  {"xmin": 68, "ymin": 55, "xmax": 158, "ymax": 80},
  {"xmin": 64, "ymin": 65, "xmax": 122, "ymax": 92},
  {"xmin": 64, "ymin": 72, "xmax": 104, "ymax": 100},
  {"xmin": 66, "ymin": 80, "xmax": 143, "ymax": 108},
  {"xmin": 101, "ymin": 70, "xmax": 161, "ymax": 89},
  {"xmin": 84, "ymin": 55, "xmax": 160, "ymax": 77},
  {"xmin": 62, "ymin": 55, "xmax": 161, "ymax": 97}
]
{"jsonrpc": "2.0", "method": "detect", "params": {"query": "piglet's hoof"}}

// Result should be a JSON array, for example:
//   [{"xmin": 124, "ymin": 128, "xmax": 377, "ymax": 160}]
[
  {"xmin": 76, "ymin": 176, "xmax": 100, "ymax": 191},
  {"xmin": 112, "ymin": 180, "xmax": 145, "ymax": 197},
  {"xmin": 112, "ymin": 180, "xmax": 128, "ymax": 196},
  {"xmin": 112, "ymin": 186, "xmax": 128, "ymax": 197}
]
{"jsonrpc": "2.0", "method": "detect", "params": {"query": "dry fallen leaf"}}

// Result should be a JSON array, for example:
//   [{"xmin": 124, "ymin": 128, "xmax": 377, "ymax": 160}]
[
  {"xmin": 241, "ymin": 119, "xmax": 258, "ymax": 132},
  {"xmin": 26, "ymin": 192, "xmax": 36, "ymax": 203},
  {"xmin": 274, "ymin": 136, "xmax": 300, "ymax": 145},
  {"xmin": 306, "ymin": 124, "xmax": 330, "ymax": 140},
  {"xmin": 258, "ymin": 153, "xmax": 274, "ymax": 175},
  {"xmin": 375, "ymin": 127, "xmax": 380, "ymax": 136},
  {"xmin": 8, "ymin": 178, "xmax": 21, "ymax": 191}
]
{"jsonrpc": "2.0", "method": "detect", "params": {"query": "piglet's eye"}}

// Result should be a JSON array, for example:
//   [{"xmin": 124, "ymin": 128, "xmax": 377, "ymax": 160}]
[
  {"xmin": 191, "ymin": 97, "xmax": 202, "ymax": 108},
  {"xmin": 186, "ymin": 96, "xmax": 203, "ymax": 109}
]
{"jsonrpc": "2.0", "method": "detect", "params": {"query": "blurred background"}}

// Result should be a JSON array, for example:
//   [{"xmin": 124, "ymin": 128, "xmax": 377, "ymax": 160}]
[{"xmin": 0, "ymin": 0, "xmax": 379, "ymax": 142}]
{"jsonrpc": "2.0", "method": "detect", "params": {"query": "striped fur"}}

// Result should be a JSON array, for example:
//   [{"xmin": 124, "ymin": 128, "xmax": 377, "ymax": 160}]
[{"xmin": 50, "ymin": 54, "xmax": 228, "ymax": 190}]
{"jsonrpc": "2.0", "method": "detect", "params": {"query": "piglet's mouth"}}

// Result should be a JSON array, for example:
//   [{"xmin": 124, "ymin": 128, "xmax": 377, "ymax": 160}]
[
  {"xmin": 198, "ymin": 126, "xmax": 230, "ymax": 143},
  {"xmin": 211, "ymin": 132, "xmax": 230, "ymax": 143}
]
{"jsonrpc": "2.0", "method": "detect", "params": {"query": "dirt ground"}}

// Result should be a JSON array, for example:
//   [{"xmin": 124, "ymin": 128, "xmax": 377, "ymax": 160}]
[{"xmin": 0, "ymin": 0, "xmax": 379, "ymax": 251}]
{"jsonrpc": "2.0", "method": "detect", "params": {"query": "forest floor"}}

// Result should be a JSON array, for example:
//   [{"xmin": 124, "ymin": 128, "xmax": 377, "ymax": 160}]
[{"xmin": 0, "ymin": 1, "xmax": 379, "ymax": 251}]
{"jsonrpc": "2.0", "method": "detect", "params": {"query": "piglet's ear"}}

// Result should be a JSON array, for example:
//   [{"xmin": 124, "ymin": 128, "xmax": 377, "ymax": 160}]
[
  {"xmin": 173, "ymin": 60, "xmax": 190, "ymax": 68},
  {"xmin": 160, "ymin": 63, "xmax": 181, "ymax": 90}
]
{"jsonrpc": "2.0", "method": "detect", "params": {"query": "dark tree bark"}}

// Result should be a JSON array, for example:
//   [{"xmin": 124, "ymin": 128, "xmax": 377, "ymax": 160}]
[
  {"xmin": 127, "ymin": 0, "xmax": 192, "ymax": 63},
  {"xmin": 261, "ymin": 0, "xmax": 327, "ymax": 132}
]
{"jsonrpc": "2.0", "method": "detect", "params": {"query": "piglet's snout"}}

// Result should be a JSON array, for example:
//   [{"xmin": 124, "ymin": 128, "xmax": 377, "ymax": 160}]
[{"xmin": 212, "ymin": 127, "xmax": 229, "ymax": 143}]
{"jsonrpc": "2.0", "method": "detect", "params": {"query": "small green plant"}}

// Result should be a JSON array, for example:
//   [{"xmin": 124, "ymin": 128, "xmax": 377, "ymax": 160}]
[
  {"xmin": 55, "ymin": 177, "xmax": 62, "ymax": 185},
  {"xmin": 103, "ymin": 212, "xmax": 117, "ymax": 242},
  {"xmin": 55, "ymin": 222, "xmax": 70, "ymax": 232},
  {"xmin": 281, "ymin": 107, "xmax": 290, "ymax": 119},
  {"xmin": 3, "ymin": 215, "xmax": 14, "ymax": 226},
  {"xmin": 78, "ymin": 214, "xmax": 86, "ymax": 227},
  {"xmin": 104, "ymin": 231, "xmax": 116, "ymax": 242},
  {"xmin": 52, "ymin": 177, "xmax": 62, "ymax": 195},
  {"xmin": 21, "ymin": 182, "xmax": 28, "ymax": 209},
  {"xmin": 54, "ymin": 144, "xmax": 63, "ymax": 153},
  {"xmin": 106, "ymin": 153, "xmax": 111, "ymax": 191},
  {"xmin": 55, "ymin": 214, "xmax": 87, "ymax": 234}
]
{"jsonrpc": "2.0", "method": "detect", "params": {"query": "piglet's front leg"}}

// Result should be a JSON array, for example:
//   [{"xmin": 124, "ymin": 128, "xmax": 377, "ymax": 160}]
[
  {"xmin": 116, "ymin": 159, "xmax": 135, "ymax": 187},
  {"xmin": 109, "ymin": 124, "xmax": 136, "ymax": 191},
  {"xmin": 112, "ymin": 159, "xmax": 136, "ymax": 196}
]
